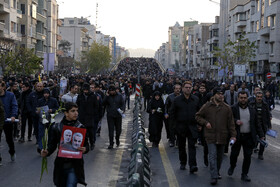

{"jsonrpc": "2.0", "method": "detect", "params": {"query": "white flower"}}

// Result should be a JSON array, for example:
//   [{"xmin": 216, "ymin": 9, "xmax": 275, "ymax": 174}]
[{"xmin": 42, "ymin": 118, "xmax": 49, "ymax": 124}]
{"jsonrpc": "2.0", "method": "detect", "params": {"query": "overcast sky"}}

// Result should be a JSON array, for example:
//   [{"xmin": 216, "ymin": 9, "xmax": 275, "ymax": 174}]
[{"xmin": 58, "ymin": 0, "xmax": 220, "ymax": 51}]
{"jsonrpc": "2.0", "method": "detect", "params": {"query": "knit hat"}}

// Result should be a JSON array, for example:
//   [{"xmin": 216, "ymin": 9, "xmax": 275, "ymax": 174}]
[
  {"xmin": 82, "ymin": 83, "xmax": 90, "ymax": 91},
  {"xmin": 108, "ymin": 85, "xmax": 116, "ymax": 91},
  {"xmin": 213, "ymin": 87, "xmax": 223, "ymax": 95},
  {"xmin": 43, "ymin": 88, "xmax": 50, "ymax": 94}
]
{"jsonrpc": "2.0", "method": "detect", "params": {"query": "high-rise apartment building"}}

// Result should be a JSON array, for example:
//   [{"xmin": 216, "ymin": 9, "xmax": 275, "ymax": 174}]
[
  {"xmin": 0, "ymin": 0, "xmax": 22, "ymax": 50},
  {"xmin": 168, "ymin": 22, "xmax": 184, "ymax": 71},
  {"xmin": 226, "ymin": 0, "xmax": 280, "ymax": 81}
]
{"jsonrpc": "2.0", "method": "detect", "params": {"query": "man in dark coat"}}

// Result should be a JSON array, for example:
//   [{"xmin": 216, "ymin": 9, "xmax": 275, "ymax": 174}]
[
  {"xmin": 77, "ymin": 83, "xmax": 99, "ymax": 150},
  {"xmin": 0, "ymin": 81, "xmax": 18, "ymax": 161},
  {"xmin": 19, "ymin": 82, "xmax": 33, "ymax": 142},
  {"xmin": 37, "ymin": 88, "xmax": 59, "ymax": 151},
  {"xmin": 164, "ymin": 83, "xmax": 181, "ymax": 147},
  {"xmin": 26, "ymin": 82, "xmax": 44, "ymax": 144},
  {"xmin": 250, "ymin": 91, "xmax": 271, "ymax": 160},
  {"xmin": 103, "ymin": 85, "xmax": 125, "ymax": 149},
  {"xmin": 41, "ymin": 102, "xmax": 89, "ymax": 187},
  {"xmin": 142, "ymin": 80, "xmax": 153, "ymax": 110},
  {"xmin": 196, "ymin": 87, "xmax": 236, "ymax": 185},
  {"xmin": 228, "ymin": 91, "xmax": 265, "ymax": 182},
  {"xmin": 170, "ymin": 81, "xmax": 200, "ymax": 173}
]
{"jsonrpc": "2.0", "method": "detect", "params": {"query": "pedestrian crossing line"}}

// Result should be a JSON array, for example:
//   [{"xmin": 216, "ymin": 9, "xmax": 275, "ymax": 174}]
[
  {"xmin": 159, "ymin": 143, "xmax": 180, "ymax": 187},
  {"xmin": 272, "ymin": 118, "xmax": 280, "ymax": 126},
  {"xmin": 108, "ymin": 119, "xmax": 129, "ymax": 187}
]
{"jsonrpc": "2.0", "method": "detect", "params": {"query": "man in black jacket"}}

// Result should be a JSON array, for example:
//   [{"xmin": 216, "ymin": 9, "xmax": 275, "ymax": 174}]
[
  {"xmin": 26, "ymin": 82, "xmax": 44, "ymax": 144},
  {"xmin": 103, "ymin": 85, "xmax": 125, "ymax": 149},
  {"xmin": 228, "ymin": 91, "xmax": 265, "ymax": 182},
  {"xmin": 19, "ymin": 82, "xmax": 33, "ymax": 142},
  {"xmin": 170, "ymin": 81, "xmax": 200, "ymax": 173},
  {"xmin": 250, "ymin": 91, "xmax": 271, "ymax": 160},
  {"xmin": 77, "ymin": 83, "xmax": 99, "ymax": 150},
  {"xmin": 164, "ymin": 83, "xmax": 181, "ymax": 147},
  {"xmin": 142, "ymin": 80, "xmax": 153, "ymax": 110}
]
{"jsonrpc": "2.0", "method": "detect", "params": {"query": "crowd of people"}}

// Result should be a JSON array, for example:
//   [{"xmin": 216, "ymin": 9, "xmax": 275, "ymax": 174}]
[
  {"xmin": 0, "ymin": 57, "xmax": 279, "ymax": 186},
  {"xmin": 143, "ymin": 78, "xmax": 277, "ymax": 185}
]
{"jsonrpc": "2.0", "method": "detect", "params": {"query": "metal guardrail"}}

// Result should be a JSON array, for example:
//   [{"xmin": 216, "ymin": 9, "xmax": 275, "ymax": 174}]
[{"xmin": 127, "ymin": 97, "xmax": 151, "ymax": 187}]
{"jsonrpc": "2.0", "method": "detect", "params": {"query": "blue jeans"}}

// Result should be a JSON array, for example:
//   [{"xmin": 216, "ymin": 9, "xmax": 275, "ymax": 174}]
[
  {"xmin": 207, "ymin": 144, "xmax": 225, "ymax": 179},
  {"xmin": 61, "ymin": 168, "xmax": 78, "ymax": 187}
]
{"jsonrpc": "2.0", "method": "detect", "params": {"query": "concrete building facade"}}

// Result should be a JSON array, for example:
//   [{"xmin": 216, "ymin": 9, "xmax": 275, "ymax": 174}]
[
  {"xmin": 227, "ymin": 0, "xmax": 280, "ymax": 81},
  {"xmin": 0, "ymin": 0, "xmax": 22, "ymax": 50}
]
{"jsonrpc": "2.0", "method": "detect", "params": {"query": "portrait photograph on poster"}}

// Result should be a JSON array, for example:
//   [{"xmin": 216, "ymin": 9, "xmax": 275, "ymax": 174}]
[{"xmin": 58, "ymin": 125, "xmax": 87, "ymax": 159}]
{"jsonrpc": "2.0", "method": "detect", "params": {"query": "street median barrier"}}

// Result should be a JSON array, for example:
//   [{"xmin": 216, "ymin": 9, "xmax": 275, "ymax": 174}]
[{"xmin": 127, "ymin": 97, "xmax": 151, "ymax": 187}]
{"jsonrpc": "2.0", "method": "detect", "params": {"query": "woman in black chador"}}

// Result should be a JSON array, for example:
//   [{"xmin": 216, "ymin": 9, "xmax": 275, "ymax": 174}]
[{"xmin": 147, "ymin": 91, "xmax": 165, "ymax": 147}]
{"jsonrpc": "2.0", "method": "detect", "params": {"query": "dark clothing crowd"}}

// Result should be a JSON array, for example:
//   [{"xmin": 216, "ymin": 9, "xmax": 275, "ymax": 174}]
[{"xmin": 0, "ymin": 57, "xmax": 278, "ymax": 186}]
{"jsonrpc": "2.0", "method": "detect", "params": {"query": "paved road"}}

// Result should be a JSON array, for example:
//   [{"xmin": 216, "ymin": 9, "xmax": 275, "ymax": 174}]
[{"xmin": 0, "ymin": 99, "xmax": 280, "ymax": 187}]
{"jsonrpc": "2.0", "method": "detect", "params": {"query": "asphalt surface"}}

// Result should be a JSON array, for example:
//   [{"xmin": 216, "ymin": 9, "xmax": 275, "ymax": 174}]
[{"xmin": 0, "ymin": 98, "xmax": 280, "ymax": 187}]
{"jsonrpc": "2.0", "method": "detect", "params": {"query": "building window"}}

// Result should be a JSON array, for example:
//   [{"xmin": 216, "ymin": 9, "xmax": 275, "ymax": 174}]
[
  {"xmin": 213, "ymin": 29, "xmax": 218, "ymax": 37},
  {"xmin": 13, "ymin": 0, "xmax": 16, "ymax": 9},
  {"xmin": 11, "ymin": 22, "xmax": 17, "ymax": 32},
  {"xmin": 270, "ymin": 42, "xmax": 274, "ymax": 55},
  {"xmin": 261, "ymin": 16, "xmax": 264, "ymax": 28},
  {"xmin": 256, "ymin": 21, "xmax": 259, "ymax": 31},
  {"xmin": 256, "ymin": 0, "xmax": 260, "ymax": 12},
  {"xmin": 268, "ymin": 0, "xmax": 271, "ymax": 6},
  {"xmin": 69, "ymin": 20, "xmax": 74, "ymax": 24},
  {"xmin": 237, "ymin": 13, "xmax": 246, "ymax": 21},
  {"xmin": 21, "ymin": 24, "xmax": 25, "ymax": 35},
  {"xmin": 251, "ymin": 21, "xmax": 254, "ymax": 32},
  {"xmin": 20, "ymin": 4, "xmax": 25, "ymax": 14},
  {"xmin": 271, "ymin": 15, "xmax": 276, "ymax": 27},
  {"xmin": 267, "ymin": 16, "xmax": 271, "ymax": 27}
]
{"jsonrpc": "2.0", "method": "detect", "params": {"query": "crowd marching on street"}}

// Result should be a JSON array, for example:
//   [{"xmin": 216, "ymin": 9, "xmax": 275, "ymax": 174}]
[{"xmin": 0, "ymin": 57, "xmax": 279, "ymax": 186}]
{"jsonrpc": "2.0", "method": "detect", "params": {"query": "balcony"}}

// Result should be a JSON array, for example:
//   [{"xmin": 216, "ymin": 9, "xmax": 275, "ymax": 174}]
[
  {"xmin": 36, "ymin": 13, "xmax": 46, "ymax": 24},
  {"xmin": 0, "ymin": 2, "xmax": 10, "ymax": 13},
  {"xmin": 258, "ymin": 27, "xmax": 270, "ymax": 36},
  {"xmin": 0, "ymin": 21, "xmax": 4, "ymax": 31},
  {"xmin": 236, "ymin": 20, "xmax": 247, "ymax": 27},
  {"xmin": 36, "ymin": 32, "xmax": 46, "ymax": 41},
  {"xmin": 56, "ymin": 34, "xmax": 62, "ymax": 41},
  {"xmin": 57, "ymin": 19, "xmax": 62, "ymax": 26}
]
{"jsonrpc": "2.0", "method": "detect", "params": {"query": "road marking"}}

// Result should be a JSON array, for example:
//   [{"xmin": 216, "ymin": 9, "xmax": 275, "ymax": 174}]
[
  {"xmin": 108, "ymin": 107, "xmax": 130, "ymax": 186},
  {"xmin": 272, "ymin": 118, "xmax": 280, "ymax": 126},
  {"xmin": 159, "ymin": 143, "xmax": 179, "ymax": 187}
]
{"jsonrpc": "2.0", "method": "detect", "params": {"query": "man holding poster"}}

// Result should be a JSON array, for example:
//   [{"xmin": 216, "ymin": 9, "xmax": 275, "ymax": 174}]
[{"xmin": 41, "ymin": 102, "xmax": 89, "ymax": 187}]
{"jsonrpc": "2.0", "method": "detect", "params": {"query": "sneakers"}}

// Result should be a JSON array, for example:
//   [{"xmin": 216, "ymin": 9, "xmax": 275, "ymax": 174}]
[
  {"xmin": 11, "ymin": 154, "xmax": 16, "ymax": 162},
  {"xmin": 180, "ymin": 164, "xmax": 186, "ymax": 170},
  {"xmin": 190, "ymin": 166, "xmax": 198, "ymax": 174},
  {"xmin": 258, "ymin": 155, "xmax": 264, "ymax": 160},
  {"xmin": 28, "ymin": 137, "xmax": 32, "ymax": 141},
  {"xmin": 228, "ymin": 167, "xmax": 235, "ymax": 176},
  {"xmin": 90, "ymin": 144, "xmax": 95, "ymax": 150},
  {"xmin": 18, "ymin": 137, "xmax": 25, "ymax": 143},
  {"xmin": 108, "ymin": 145, "xmax": 113, "ymax": 149},
  {"xmin": 210, "ymin": 178, "xmax": 217, "ymax": 185},
  {"xmin": 241, "ymin": 175, "xmax": 251, "ymax": 182}
]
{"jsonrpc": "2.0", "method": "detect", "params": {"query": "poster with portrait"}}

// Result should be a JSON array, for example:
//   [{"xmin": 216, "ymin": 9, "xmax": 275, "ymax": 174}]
[{"xmin": 58, "ymin": 125, "xmax": 86, "ymax": 159}]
